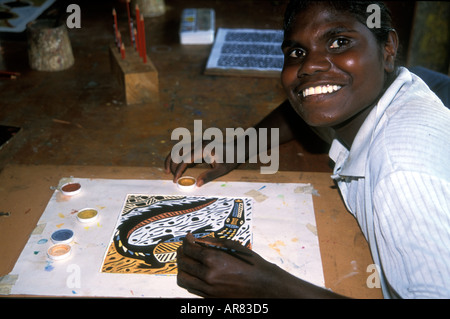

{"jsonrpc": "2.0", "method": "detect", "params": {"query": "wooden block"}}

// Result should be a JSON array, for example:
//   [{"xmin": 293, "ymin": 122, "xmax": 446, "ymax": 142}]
[{"xmin": 109, "ymin": 44, "xmax": 159, "ymax": 105}]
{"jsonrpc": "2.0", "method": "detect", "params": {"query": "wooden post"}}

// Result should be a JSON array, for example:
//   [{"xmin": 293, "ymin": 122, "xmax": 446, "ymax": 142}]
[{"xmin": 109, "ymin": 44, "xmax": 159, "ymax": 105}]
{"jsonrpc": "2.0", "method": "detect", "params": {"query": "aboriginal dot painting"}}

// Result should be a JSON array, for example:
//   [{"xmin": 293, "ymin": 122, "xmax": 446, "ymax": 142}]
[{"xmin": 101, "ymin": 195, "xmax": 253, "ymax": 275}]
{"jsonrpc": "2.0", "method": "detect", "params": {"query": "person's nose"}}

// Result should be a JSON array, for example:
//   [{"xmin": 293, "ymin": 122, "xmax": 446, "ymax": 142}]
[{"xmin": 297, "ymin": 52, "xmax": 331, "ymax": 77}]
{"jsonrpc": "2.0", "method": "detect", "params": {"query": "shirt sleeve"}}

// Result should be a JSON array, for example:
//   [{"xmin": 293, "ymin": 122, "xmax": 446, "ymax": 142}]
[{"xmin": 372, "ymin": 170, "xmax": 450, "ymax": 298}]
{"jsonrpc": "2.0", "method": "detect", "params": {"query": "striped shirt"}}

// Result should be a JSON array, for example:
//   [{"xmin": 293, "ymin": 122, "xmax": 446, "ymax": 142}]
[{"xmin": 329, "ymin": 67, "xmax": 450, "ymax": 298}]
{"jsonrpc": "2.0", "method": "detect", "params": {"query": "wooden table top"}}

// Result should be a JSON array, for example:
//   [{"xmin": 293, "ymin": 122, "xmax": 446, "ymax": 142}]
[{"xmin": 0, "ymin": 164, "xmax": 382, "ymax": 298}]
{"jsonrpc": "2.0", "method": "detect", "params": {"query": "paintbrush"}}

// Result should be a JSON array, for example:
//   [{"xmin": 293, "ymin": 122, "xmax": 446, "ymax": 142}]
[{"xmin": 193, "ymin": 240, "xmax": 254, "ymax": 265}]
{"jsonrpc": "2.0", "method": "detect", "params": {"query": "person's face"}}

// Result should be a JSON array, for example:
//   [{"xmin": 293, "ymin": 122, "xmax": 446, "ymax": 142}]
[{"xmin": 281, "ymin": 4, "xmax": 391, "ymax": 128}]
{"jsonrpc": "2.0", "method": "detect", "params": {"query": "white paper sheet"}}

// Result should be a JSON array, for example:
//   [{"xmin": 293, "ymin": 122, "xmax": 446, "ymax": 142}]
[
  {"xmin": 8, "ymin": 178, "xmax": 324, "ymax": 297},
  {"xmin": 205, "ymin": 28, "xmax": 284, "ymax": 74}
]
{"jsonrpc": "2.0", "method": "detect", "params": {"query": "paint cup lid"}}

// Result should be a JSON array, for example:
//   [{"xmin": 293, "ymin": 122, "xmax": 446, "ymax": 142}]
[
  {"xmin": 47, "ymin": 244, "xmax": 72, "ymax": 260},
  {"xmin": 60, "ymin": 182, "xmax": 81, "ymax": 196},
  {"xmin": 177, "ymin": 176, "xmax": 196, "ymax": 191},
  {"xmin": 76, "ymin": 208, "xmax": 98, "ymax": 223},
  {"xmin": 51, "ymin": 229, "xmax": 74, "ymax": 244}
]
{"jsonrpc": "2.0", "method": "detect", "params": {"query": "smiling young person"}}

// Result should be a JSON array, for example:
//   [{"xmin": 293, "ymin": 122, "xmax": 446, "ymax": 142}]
[
  {"xmin": 281, "ymin": 1, "xmax": 398, "ymax": 147},
  {"xmin": 174, "ymin": 1, "xmax": 450, "ymax": 298}
]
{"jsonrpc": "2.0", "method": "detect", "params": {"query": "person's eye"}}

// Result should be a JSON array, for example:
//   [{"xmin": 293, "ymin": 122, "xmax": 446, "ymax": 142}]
[
  {"xmin": 288, "ymin": 48, "xmax": 306, "ymax": 58},
  {"xmin": 329, "ymin": 38, "xmax": 350, "ymax": 49}
]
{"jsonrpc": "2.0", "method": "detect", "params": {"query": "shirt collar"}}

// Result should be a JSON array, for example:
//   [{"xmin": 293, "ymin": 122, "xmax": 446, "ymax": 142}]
[{"xmin": 329, "ymin": 67, "xmax": 413, "ymax": 178}]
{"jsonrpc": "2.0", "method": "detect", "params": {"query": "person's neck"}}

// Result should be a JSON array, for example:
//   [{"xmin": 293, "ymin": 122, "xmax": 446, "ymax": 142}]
[
  {"xmin": 333, "ymin": 103, "xmax": 376, "ymax": 149},
  {"xmin": 333, "ymin": 70, "xmax": 398, "ymax": 149}
]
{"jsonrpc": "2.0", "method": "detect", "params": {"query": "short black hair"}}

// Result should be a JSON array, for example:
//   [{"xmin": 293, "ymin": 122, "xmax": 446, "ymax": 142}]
[{"xmin": 283, "ymin": 0, "xmax": 394, "ymax": 45}]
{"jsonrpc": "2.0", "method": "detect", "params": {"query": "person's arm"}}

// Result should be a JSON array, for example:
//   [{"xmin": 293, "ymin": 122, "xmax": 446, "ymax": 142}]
[
  {"xmin": 371, "ymin": 170, "xmax": 450, "ymax": 298},
  {"xmin": 165, "ymin": 99, "xmax": 334, "ymax": 185},
  {"xmin": 165, "ymin": 99, "xmax": 298, "ymax": 186},
  {"xmin": 176, "ymin": 233, "xmax": 347, "ymax": 298},
  {"xmin": 254, "ymin": 99, "xmax": 298, "ymax": 145}
]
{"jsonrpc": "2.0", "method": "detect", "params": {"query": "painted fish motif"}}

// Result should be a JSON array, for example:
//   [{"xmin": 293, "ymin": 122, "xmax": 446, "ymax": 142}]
[{"xmin": 113, "ymin": 196, "xmax": 250, "ymax": 270}]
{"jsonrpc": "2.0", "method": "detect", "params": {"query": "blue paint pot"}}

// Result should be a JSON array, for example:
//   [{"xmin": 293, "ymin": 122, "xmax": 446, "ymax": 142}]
[{"xmin": 51, "ymin": 229, "xmax": 74, "ymax": 244}]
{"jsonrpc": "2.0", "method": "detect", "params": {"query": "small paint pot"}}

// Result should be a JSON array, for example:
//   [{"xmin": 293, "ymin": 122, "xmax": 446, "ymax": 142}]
[
  {"xmin": 51, "ymin": 229, "xmax": 74, "ymax": 244},
  {"xmin": 60, "ymin": 182, "xmax": 81, "ymax": 196},
  {"xmin": 76, "ymin": 208, "xmax": 98, "ymax": 223},
  {"xmin": 177, "ymin": 176, "xmax": 196, "ymax": 191},
  {"xmin": 47, "ymin": 244, "xmax": 72, "ymax": 260}
]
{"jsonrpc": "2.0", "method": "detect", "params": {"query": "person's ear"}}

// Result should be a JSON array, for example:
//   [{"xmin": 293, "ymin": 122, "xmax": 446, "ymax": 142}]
[{"xmin": 383, "ymin": 29, "xmax": 398, "ymax": 73}]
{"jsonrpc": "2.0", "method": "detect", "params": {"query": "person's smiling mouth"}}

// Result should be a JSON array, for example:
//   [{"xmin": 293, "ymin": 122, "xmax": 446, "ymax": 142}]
[{"xmin": 298, "ymin": 84, "xmax": 343, "ymax": 98}]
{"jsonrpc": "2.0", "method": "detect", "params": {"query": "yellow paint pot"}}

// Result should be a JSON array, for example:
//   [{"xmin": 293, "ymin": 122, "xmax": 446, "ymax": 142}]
[
  {"xmin": 177, "ymin": 176, "xmax": 196, "ymax": 191},
  {"xmin": 76, "ymin": 208, "xmax": 98, "ymax": 223}
]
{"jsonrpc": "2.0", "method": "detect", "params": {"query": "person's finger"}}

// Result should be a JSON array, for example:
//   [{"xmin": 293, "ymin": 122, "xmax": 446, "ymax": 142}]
[
  {"xmin": 182, "ymin": 233, "xmax": 233, "ymax": 268},
  {"xmin": 193, "ymin": 236, "xmax": 255, "ymax": 265},
  {"xmin": 173, "ymin": 162, "xmax": 190, "ymax": 182},
  {"xmin": 164, "ymin": 152, "xmax": 185, "ymax": 178},
  {"xmin": 177, "ymin": 244, "xmax": 211, "ymax": 297},
  {"xmin": 176, "ymin": 269, "xmax": 210, "ymax": 297},
  {"xmin": 164, "ymin": 153, "xmax": 173, "ymax": 174},
  {"xmin": 179, "ymin": 233, "xmax": 210, "ymax": 266},
  {"xmin": 177, "ymin": 247, "xmax": 206, "ymax": 279},
  {"xmin": 196, "ymin": 164, "xmax": 234, "ymax": 187},
  {"xmin": 185, "ymin": 232, "xmax": 196, "ymax": 243}
]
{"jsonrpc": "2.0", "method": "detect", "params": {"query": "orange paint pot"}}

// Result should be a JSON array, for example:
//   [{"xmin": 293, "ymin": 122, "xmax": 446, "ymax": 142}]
[{"xmin": 47, "ymin": 244, "xmax": 72, "ymax": 260}]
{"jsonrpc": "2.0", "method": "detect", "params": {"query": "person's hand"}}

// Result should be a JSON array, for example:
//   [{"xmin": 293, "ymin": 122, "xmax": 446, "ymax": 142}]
[
  {"xmin": 176, "ymin": 233, "xmax": 292, "ymax": 298},
  {"xmin": 164, "ymin": 141, "xmax": 240, "ymax": 187},
  {"xmin": 177, "ymin": 233, "xmax": 345, "ymax": 298}
]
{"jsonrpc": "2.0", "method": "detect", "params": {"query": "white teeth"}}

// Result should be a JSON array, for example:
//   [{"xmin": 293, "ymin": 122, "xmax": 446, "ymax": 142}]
[{"xmin": 301, "ymin": 85, "xmax": 342, "ymax": 97}]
